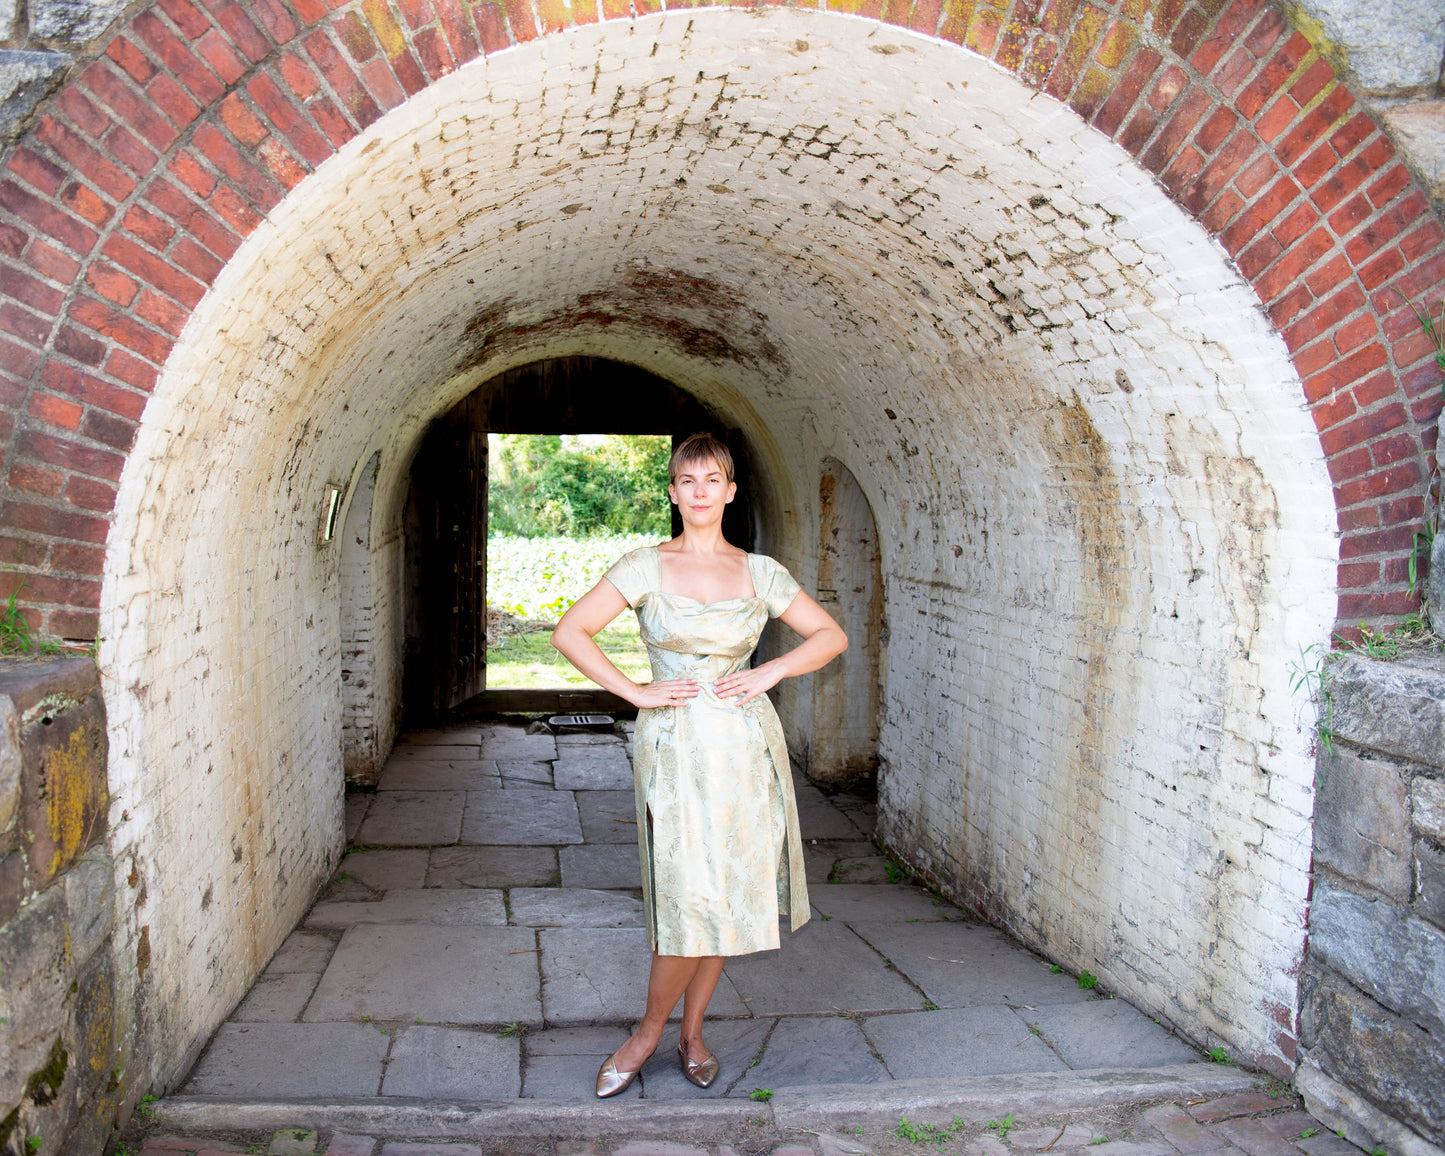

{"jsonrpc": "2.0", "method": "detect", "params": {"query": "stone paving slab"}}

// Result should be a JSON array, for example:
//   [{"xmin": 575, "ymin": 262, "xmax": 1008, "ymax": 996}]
[
  {"xmin": 801, "ymin": 841, "xmax": 880, "ymax": 883},
  {"xmin": 183, "ymin": 1023, "xmax": 390, "ymax": 1097},
  {"xmin": 306, "ymin": 889, "xmax": 508, "ymax": 928},
  {"xmin": 847, "ymin": 922, "xmax": 1090, "ymax": 1009},
  {"xmin": 636, "ymin": 1019, "xmax": 773, "ymax": 1100},
  {"xmin": 231, "ymin": 972, "xmax": 319, "ymax": 1022},
  {"xmin": 427, "ymin": 845, "xmax": 560, "ymax": 888},
  {"xmin": 577, "ymin": 789, "xmax": 641, "ymax": 842},
  {"xmin": 354, "ymin": 791, "xmax": 465, "ymax": 846},
  {"xmin": 387, "ymin": 745, "xmax": 482, "ymax": 762},
  {"xmin": 400, "ymin": 728, "xmax": 486, "ymax": 744},
  {"xmin": 337, "ymin": 849, "xmax": 430, "ymax": 891},
  {"xmin": 539, "ymin": 927, "xmax": 749, "ymax": 1021},
  {"xmin": 827, "ymin": 856, "xmax": 898, "ymax": 884},
  {"xmin": 562, "ymin": 843, "xmax": 642, "ymax": 888},
  {"xmin": 498, "ymin": 760, "xmax": 556, "ymax": 788},
  {"xmin": 524, "ymin": 1052, "xmax": 644, "ymax": 1099},
  {"xmin": 461, "ymin": 789, "xmax": 583, "ymax": 844},
  {"xmin": 379, "ymin": 1025, "xmax": 521, "ymax": 1099},
  {"xmin": 1029, "ymin": 999, "xmax": 1200, "ymax": 1068},
  {"xmin": 793, "ymin": 791, "xmax": 866, "ymax": 840},
  {"xmin": 345, "ymin": 796, "xmax": 370, "ymax": 841},
  {"xmin": 377, "ymin": 761, "xmax": 504, "ymax": 791},
  {"xmin": 555, "ymin": 749, "xmax": 635, "ymax": 790},
  {"xmin": 304, "ymin": 924, "xmax": 542, "ymax": 1024},
  {"xmin": 264, "ymin": 931, "xmax": 337, "ymax": 976},
  {"xmin": 480, "ymin": 728, "xmax": 558, "ymax": 760},
  {"xmin": 743, "ymin": 1016, "xmax": 888, "ymax": 1090},
  {"xmin": 861, "ymin": 1005, "xmax": 1068, "ymax": 1078},
  {"xmin": 526, "ymin": 1024, "xmax": 632, "ymax": 1055},
  {"xmin": 723, "ymin": 921, "xmax": 925, "ymax": 1015},
  {"xmin": 809, "ymin": 884, "xmax": 967, "ymax": 923},
  {"xmin": 509, "ymin": 887, "xmax": 645, "ymax": 927}
]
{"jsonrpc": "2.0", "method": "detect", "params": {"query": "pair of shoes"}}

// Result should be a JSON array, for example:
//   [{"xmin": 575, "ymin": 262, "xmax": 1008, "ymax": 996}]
[
  {"xmin": 596, "ymin": 1047, "xmax": 649, "ymax": 1098},
  {"xmin": 678, "ymin": 1040, "xmax": 719, "ymax": 1088}
]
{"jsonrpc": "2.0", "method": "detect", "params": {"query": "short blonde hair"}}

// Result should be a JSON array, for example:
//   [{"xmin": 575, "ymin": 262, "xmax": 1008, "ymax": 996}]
[{"xmin": 668, "ymin": 432, "xmax": 735, "ymax": 485}]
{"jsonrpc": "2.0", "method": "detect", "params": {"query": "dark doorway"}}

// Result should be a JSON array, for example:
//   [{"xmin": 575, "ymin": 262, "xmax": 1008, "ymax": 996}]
[{"xmin": 402, "ymin": 357, "xmax": 750, "ymax": 720}]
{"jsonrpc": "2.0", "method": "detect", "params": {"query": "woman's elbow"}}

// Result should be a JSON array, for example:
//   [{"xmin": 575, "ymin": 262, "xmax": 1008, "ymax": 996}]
[{"xmin": 834, "ymin": 625, "xmax": 849, "ymax": 656}]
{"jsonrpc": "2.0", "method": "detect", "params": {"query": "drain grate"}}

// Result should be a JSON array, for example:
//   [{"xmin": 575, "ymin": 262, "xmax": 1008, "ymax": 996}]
[{"xmin": 548, "ymin": 713, "xmax": 615, "ymax": 729}]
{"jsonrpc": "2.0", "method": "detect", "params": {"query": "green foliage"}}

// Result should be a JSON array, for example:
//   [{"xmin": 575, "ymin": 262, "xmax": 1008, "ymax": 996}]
[
  {"xmin": 884, "ymin": 861, "xmax": 908, "ymax": 884},
  {"xmin": 1336, "ymin": 622, "xmax": 1402, "ymax": 660},
  {"xmin": 1207, "ymin": 1046, "xmax": 1232, "ymax": 1063},
  {"xmin": 749, "ymin": 1087, "xmax": 774, "ymax": 1102},
  {"xmin": 497, "ymin": 1021, "xmax": 526, "ymax": 1039},
  {"xmin": 488, "ymin": 434, "xmax": 672, "ymax": 538},
  {"xmin": 1404, "ymin": 296, "xmax": 1444, "ymax": 610},
  {"xmin": 986, "ymin": 1115, "xmax": 1016, "ymax": 1140},
  {"xmin": 0, "ymin": 568, "xmax": 61, "ymax": 656},
  {"xmin": 1050, "ymin": 964, "xmax": 1063, "ymax": 974},
  {"xmin": 1289, "ymin": 642, "xmax": 1336, "ymax": 754},
  {"xmin": 897, "ymin": 1115, "xmax": 966, "ymax": 1145},
  {"xmin": 1077, "ymin": 970, "xmax": 1099, "ymax": 990},
  {"xmin": 487, "ymin": 533, "xmax": 658, "ymax": 620}
]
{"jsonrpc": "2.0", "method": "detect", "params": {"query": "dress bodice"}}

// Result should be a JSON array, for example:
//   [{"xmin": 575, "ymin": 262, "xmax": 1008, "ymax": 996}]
[{"xmin": 604, "ymin": 547, "xmax": 802, "ymax": 706}]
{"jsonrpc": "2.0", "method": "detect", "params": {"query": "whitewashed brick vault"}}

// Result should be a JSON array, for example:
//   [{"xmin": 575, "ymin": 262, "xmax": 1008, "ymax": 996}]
[{"xmin": 98, "ymin": 10, "xmax": 1337, "ymax": 1089}]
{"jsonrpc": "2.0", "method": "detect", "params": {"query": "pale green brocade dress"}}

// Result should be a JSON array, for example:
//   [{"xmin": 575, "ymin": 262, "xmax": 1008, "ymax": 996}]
[{"xmin": 603, "ymin": 547, "xmax": 812, "ymax": 957}]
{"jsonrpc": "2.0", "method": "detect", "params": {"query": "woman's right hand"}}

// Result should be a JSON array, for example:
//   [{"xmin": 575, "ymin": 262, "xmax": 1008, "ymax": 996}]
[{"xmin": 630, "ymin": 678, "xmax": 699, "ymax": 709}]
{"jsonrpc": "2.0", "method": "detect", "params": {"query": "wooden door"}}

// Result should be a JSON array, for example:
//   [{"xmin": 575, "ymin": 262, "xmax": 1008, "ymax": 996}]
[{"xmin": 404, "ymin": 406, "xmax": 488, "ymax": 718}]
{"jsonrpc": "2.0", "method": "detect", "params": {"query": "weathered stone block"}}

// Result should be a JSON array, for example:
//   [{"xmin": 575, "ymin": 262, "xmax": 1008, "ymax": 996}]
[
  {"xmin": 1330, "ymin": 655, "xmax": 1445, "ymax": 767},
  {"xmin": 0, "ymin": 49, "xmax": 68, "ymax": 141},
  {"xmin": 1414, "ymin": 839, "xmax": 1445, "ymax": 931},
  {"xmin": 1301, "ymin": 979, "xmax": 1445, "ymax": 1144},
  {"xmin": 0, "ymin": 696, "xmax": 19, "ymax": 835},
  {"xmin": 1414, "ymin": 777, "xmax": 1445, "ymax": 842},
  {"xmin": 1314, "ymin": 747, "xmax": 1413, "ymax": 900},
  {"xmin": 0, "ymin": 881, "xmax": 71, "ymax": 1111},
  {"xmin": 1309, "ymin": 882, "xmax": 1445, "ymax": 1036},
  {"xmin": 18, "ymin": 690, "xmax": 106, "ymax": 893},
  {"xmin": 63, "ymin": 851, "xmax": 114, "ymax": 963},
  {"xmin": 28, "ymin": 0, "xmax": 129, "ymax": 42}
]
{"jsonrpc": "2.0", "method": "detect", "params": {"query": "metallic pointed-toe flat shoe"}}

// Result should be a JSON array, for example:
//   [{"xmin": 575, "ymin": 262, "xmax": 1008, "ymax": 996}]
[
  {"xmin": 596, "ymin": 1051, "xmax": 644, "ymax": 1098},
  {"xmin": 678, "ymin": 1041, "xmax": 720, "ymax": 1089}
]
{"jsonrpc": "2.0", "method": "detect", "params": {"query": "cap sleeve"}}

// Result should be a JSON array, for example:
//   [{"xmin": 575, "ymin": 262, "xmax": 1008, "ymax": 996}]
[
  {"xmin": 602, "ymin": 548, "xmax": 653, "ymax": 608},
  {"xmin": 760, "ymin": 556, "xmax": 802, "ymax": 618}
]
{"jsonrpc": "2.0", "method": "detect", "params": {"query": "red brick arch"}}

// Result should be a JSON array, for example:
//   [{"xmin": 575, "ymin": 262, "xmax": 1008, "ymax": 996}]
[{"xmin": 0, "ymin": 0, "xmax": 1440, "ymax": 639}]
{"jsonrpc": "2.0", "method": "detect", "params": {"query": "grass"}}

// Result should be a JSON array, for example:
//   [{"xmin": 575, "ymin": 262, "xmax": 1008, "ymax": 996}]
[
  {"xmin": 749, "ymin": 1087, "xmax": 774, "ymax": 1102},
  {"xmin": 487, "ymin": 613, "xmax": 648, "ymax": 689}
]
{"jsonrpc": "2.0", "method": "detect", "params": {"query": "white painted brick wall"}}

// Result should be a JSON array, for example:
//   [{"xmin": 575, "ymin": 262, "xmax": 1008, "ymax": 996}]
[{"xmin": 99, "ymin": 10, "xmax": 1338, "ymax": 1087}]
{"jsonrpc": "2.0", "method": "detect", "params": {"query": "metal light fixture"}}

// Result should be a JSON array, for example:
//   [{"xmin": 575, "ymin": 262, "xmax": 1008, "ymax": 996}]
[{"xmin": 319, "ymin": 483, "xmax": 343, "ymax": 545}]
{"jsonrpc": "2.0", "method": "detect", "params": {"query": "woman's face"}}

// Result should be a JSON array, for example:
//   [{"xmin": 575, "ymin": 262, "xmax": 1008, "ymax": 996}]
[{"xmin": 668, "ymin": 456, "xmax": 736, "ymax": 526}]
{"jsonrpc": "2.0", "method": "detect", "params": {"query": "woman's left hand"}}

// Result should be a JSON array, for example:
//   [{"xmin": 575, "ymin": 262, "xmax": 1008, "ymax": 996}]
[{"xmin": 712, "ymin": 662, "xmax": 783, "ymax": 706}]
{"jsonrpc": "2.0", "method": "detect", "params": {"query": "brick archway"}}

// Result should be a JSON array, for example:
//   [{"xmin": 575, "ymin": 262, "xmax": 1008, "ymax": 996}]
[{"xmin": 0, "ymin": 0, "xmax": 1439, "ymax": 640}]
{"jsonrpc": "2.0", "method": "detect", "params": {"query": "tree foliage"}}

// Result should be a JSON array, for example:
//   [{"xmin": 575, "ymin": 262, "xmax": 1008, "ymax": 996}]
[{"xmin": 488, "ymin": 433, "xmax": 672, "ymax": 537}]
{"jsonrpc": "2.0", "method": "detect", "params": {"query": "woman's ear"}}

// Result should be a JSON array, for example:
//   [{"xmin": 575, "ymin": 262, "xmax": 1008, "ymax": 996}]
[{"xmin": 725, "ymin": 481, "xmax": 737, "ymax": 504}]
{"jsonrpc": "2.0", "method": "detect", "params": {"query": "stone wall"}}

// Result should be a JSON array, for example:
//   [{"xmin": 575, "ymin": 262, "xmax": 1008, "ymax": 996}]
[
  {"xmin": 1297, "ymin": 653, "xmax": 1445, "ymax": 1155},
  {"xmin": 0, "ymin": 655, "xmax": 130, "ymax": 1156}
]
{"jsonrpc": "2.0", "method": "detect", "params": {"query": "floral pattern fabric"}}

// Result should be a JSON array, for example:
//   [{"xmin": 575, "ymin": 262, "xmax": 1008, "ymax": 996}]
[{"xmin": 603, "ymin": 546, "xmax": 810, "ymax": 957}]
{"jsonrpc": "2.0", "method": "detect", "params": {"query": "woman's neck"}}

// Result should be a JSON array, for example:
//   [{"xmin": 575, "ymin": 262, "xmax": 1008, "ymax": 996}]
[{"xmin": 672, "ymin": 523, "xmax": 732, "ymax": 553}]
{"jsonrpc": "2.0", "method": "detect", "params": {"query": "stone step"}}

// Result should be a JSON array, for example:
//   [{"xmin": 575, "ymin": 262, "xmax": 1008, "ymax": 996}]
[{"xmin": 153, "ymin": 1064, "xmax": 1263, "ymax": 1144}]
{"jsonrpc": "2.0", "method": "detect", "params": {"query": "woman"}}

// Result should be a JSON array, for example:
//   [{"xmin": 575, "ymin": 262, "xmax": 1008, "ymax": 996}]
[{"xmin": 550, "ymin": 432, "xmax": 848, "ymax": 1097}]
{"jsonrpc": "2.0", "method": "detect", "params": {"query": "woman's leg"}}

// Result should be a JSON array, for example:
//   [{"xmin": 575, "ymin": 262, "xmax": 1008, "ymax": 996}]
[
  {"xmin": 679, "ymin": 956, "xmax": 725, "ymax": 1062},
  {"xmin": 610, "ymin": 953, "xmax": 702, "ymax": 1070}
]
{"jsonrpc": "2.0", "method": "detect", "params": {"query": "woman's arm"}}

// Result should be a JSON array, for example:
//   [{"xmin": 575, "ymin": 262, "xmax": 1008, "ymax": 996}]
[
  {"xmin": 712, "ymin": 591, "xmax": 847, "ymax": 706},
  {"xmin": 550, "ymin": 579, "xmax": 699, "ymax": 709}
]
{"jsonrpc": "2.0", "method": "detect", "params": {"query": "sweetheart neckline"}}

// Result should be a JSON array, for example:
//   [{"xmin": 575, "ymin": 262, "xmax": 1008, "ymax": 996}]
[{"xmin": 652, "ymin": 590, "xmax": 763, "ymax": 609}]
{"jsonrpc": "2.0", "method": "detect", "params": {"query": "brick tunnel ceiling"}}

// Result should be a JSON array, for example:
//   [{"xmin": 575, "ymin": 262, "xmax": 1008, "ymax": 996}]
[{"xmin": 140, "ymin": 7, "xmax": 1332, "ymax": 549}]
